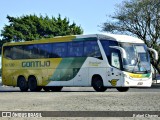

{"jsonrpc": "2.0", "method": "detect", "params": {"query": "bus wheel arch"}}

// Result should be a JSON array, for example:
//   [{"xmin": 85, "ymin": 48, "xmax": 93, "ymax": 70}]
[
  {"xmin": 17, "ymin": 75, "xmax": 28, "ymax": 92},
  {"xmin": 28, "ymin": 75, "xmax": 42, "ymax": 92},
  {"xmin": 91, "ymin": 75, "xmax": 107, "ymax": 92}
]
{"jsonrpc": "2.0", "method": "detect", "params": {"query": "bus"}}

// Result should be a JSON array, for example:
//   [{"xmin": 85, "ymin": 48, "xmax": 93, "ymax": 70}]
[{"xmin": 2, "ymin": 34, "xmax": 158, "ymax": 92}]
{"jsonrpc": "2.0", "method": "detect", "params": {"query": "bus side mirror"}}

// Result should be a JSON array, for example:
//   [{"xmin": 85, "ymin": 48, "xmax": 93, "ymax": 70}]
[
  {"xmin": 148, "ymin": 48, "xmax": 158, "ymax": 61},
  {"xmin": 109, "ymin": 46, "xmax": 127, "ymax": 59}
]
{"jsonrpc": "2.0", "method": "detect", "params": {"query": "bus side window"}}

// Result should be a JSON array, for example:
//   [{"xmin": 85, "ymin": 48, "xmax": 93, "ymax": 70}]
[
  {"xmin": 37, "ymin": 44, "xmax": 47, "ymax": 58},
  {"xmin": 84, "ymin": 41, "xmax": 102, "ymax": 59},
  {"xmin": 4, "ymin": 47, "xmax": 12, "ymax": 59},
  {"xmin": 68, "ymin": 41, "xmax": 83, "ymax": 57},
  {"xmin": 53, "ymin": 43, "xmax": 67, "ymax": 58},
  {"xmin": 23, "ymin": 45, "xmax": 34, "ymax": 59},
  {"xmin": 101, "ymin": 40, "xmax": 119, "ymax": 64},
  {"xmin": 111, "ymin": 52, "xmax": 120, "ymax": 69},
  {"xmin": 32, "ymin": 44, "xmax": 39, "ymax": 58},
  {"xmin": 46, "ymin": 43, "xmax": 53, "ymax": 58},
  {"xmin": 10, "ymin": 46, "xmax": 23, "ymax": 60}
]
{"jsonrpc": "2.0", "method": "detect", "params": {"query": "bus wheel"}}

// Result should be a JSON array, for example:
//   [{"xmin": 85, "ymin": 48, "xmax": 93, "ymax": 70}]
[
  {"xmin": 116, "ymin": 87, "xmax": 129, "ymax": 92},
  {"xmin": 92, "ymin": 76, "xmax": 107, "ymax": 92},
  {"xmin": 50, "ymin": 86, "xmax": 63, "ymax": 92},
  {"xmin": 18, "ymin": 77, "xmax": 28, "ymax": 92},
  {"xmin": 28, "ymin": 77, "xmax": 38, "ymax": 92},
  {"xmin": 43, "ymin": 87, "xmax": 51, "ymax": 92}
]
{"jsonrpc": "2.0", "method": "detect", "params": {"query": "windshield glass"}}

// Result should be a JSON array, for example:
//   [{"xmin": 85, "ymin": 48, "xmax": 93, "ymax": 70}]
[{"xmin": 120, "ymin": 43, "xmax": 150, "ymax": 73}]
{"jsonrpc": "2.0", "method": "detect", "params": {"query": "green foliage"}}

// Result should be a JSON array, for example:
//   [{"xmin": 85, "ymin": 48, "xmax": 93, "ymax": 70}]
[
  {"xmin": 1, "ymin": 14, "xmax": 83, "ymax": 42},
  {"xmin": 101, "ymin": 0, "xmax": 160, "ymax": 73}
]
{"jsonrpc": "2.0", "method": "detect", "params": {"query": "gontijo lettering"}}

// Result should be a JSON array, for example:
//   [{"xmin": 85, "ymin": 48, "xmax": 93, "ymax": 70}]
[{"xmin": 22, "ymin": 61, "xmax": 50, "ymax": 67}]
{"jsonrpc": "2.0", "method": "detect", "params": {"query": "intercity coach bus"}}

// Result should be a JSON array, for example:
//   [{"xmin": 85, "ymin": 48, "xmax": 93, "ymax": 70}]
[{"xmin": 2, "ymin": 34, "xmax": 158, "ymax": 92}]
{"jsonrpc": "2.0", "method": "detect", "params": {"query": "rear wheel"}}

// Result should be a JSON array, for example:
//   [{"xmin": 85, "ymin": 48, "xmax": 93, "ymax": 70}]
[
  {"xmin": 92, "ymin": 76, "xmax": 107, "ymax": 92},
  {"xmin": 50, "ymin": 86, "xmax": 63, "ymax": 92},
  {"xmin": 28, "ymin": 77, "xmax": 39, "ymax": 92},
  {"xmin": 18, "ymin": 77, "xmax": 28, "ymax": 92},
  {"xmin": 116, "ymin": 87, "xmax": 129, "ymax": 92}
]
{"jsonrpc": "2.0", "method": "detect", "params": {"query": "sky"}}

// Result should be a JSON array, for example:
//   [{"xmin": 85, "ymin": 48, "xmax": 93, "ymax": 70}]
[{"xmin": 0, "ymin": 0, "xmax": 124, "ymax": 36}]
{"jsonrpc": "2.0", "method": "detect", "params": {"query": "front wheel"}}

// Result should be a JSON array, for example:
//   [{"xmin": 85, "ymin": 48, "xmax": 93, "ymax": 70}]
[
  {"xmin": 92, "ymin": 76, "xmax": 107, "ymax": 92},
  {"xmin": 116, "ymin": 87, "xmax": 129, "ymax": 92}
]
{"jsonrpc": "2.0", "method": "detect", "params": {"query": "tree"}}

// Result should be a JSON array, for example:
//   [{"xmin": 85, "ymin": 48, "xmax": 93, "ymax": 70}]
[
  {"xmin": 101, "ymin": 0, "xmax": 160, "ymax": 73},
  {"xmin": 1, "ymin": 14, "xmax": 83, "ymax": 42}
]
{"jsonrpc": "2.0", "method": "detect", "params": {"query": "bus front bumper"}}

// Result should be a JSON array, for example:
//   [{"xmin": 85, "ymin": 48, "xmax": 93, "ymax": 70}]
[{"xmin": 123, "ymin": 72, "xmax": 152, "ymax": 87}]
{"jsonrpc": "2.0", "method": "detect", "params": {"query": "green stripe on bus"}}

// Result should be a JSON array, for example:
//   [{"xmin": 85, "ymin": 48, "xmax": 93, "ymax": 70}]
[
  {"xmin": 142, "ymin": 73, "xmax": 151, "ymax": 78},
  {"xmin": 49, "ymin": 57, "xmax": 86, "ymax": 81}
]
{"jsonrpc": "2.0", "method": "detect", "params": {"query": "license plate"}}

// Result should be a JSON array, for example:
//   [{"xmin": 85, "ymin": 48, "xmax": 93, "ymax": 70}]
[{"xmin": 137, "ymin": 82, "xmax": 143, "ymax": 85}]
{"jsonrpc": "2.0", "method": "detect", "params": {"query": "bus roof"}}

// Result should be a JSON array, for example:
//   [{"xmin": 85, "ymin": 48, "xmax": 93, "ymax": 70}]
[
  {"xmin": 76, "ymin": 33, "xmax": 144, "ymax": 43},
  {"xmin": 102, "ymin": 33, "xmax": 144, "ymax": 43},
  {"xmin": 3, "ymin": 33, "xmax": 144, "ymax": 46}
]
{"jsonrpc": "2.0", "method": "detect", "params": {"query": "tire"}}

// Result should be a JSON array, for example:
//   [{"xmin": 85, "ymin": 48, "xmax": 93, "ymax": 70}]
[
  {"xmin": 92, "ymin": 76, "xmax": 107, "ymax": 92},
  {"xmin": 43, "ymin": 87, "xmax": 51, "ymax": 92},
  {"xmin": 50, "ymin": 86, "xmax": 63, "ymax": 92},
  {"xmin": 28, "ymin": 77, "xmax": 39, "ymax": 92},
  {"xmin": 116, "ymin": 87, "xmax": 129, "ymax": 92},
  {"xmin": 18, "ymin": 77, "xmax": 28, "ymax": 92}
]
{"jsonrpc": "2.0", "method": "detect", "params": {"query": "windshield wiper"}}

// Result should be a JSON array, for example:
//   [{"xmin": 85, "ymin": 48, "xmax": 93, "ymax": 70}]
[{"xmin": 132, "ymin": 57, "xmax": 140, "ymax": 73}]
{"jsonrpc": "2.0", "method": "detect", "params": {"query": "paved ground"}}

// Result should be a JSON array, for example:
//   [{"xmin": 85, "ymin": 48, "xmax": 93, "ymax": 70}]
[{"xmin": 0, "ymin": 85, "xmax": 160, "ymax": 119}]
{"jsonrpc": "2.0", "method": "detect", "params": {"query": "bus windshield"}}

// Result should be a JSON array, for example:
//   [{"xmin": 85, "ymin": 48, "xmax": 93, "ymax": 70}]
[{"xmin": 120, "ymin": 43, "xmax": 151, "ymax": 73}]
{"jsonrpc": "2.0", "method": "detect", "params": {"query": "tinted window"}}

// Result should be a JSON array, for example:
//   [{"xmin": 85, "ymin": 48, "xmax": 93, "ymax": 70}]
[
  {"xmin": 23, "ymin": 45, "xmax": 38, "ymax": 59},
  {"xmin": 14, "ymin": 46, "xmax": 24, "ymax": 59},
  {"xmin": 101, "ymin": 40, "xmax": 118, "ymax": 64},
  {"xmin": 68, "ymin": 41, "xmax": 83, "ymax": 57},
  {"xmin": 4, "ymin": 46, "xmax": 12, "ymax": 59},
  {"xmin": 35, "ymin": 44, "xmax": 52, "ymax": 58},
  {"xmin": 4, "ymin": 46, "xmax": 24, "ymax": 59},
  {"xmin": 4, "ymin": 40, "xmax": 102, "ymax": 59},
  {"xmin": 84, "ymin": 41, "xmax": 101, "ymax": 57},
  {"xmin": 53, "ymin": 43, "xmax": 67, "ymax": 58},
  {"xmin": 101, "ymin": 40, "xmax": 118, "ymax": 56}
]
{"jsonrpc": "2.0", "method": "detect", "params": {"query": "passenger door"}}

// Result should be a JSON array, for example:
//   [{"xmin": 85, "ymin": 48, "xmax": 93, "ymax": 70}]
[{"xmin": 107, "ymin": 51, "xmax": 122, "ymax": 87}]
